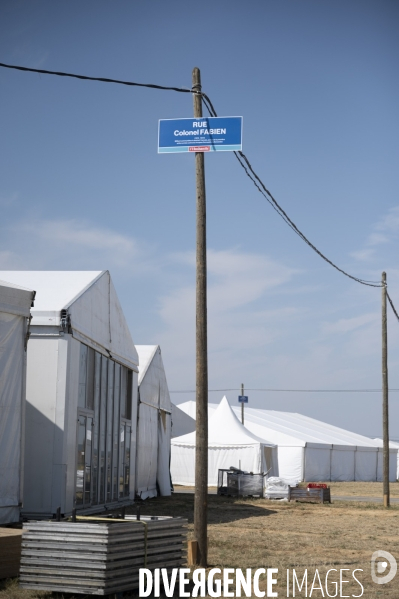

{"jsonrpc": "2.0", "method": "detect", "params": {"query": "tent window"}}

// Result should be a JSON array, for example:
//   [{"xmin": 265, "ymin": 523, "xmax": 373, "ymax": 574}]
[
  {"xmin": 124, "ymin": 424, "xmax": 131, "ymax": 497},
  {"xmin": 86, "ymin": 348, "xmax": 95, "ymax": 410},
  {"xmin": 78, "ymin": 344, "xmax": 95, "ymax": 410},
  {"xmin": 99, "ymin": 355, "xmax": 108, "ymax": 504},
  {"xmin": 78, "ymin": 344, "xmax": 88, "ymax": 408},
  {"xmin": 92, "ymin": 351, "xmax": 101, "ymax": 506},
  {"xmin": 76, "ymin": 342, "xmax": 133, "ymax": 508},
  {"xmin": 119, "ymin": 423, "xmax": 125, "ymax": 498},
  {"xmin": 106, "ymin": 360, "xmax": 114, "ymax": 503},
  {"xmin": 126, "ymin": 370, "xmax": 132, "ymax": 421},
  {"xmin": 120, "ymin": 367, "xmax": 127, "ymax": 419},
  {"xmin": 113, "ymin": 364, "xmax": 121, "ymax": 501},
  {"xmin": 75, "ymin": 416, "xmax": 86, "ymax": 505}
]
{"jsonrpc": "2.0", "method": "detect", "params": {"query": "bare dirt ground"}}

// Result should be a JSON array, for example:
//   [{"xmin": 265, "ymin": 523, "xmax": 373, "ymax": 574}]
[{"xmin": 1, "ymin": 484, "xmax": 399, "ymax": 598}]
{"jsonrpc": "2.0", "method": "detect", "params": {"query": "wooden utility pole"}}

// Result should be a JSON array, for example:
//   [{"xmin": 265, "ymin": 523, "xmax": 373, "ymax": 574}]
[
  {"xmin": 192, "ymin": 67, "xmax": 208, "ymax": 566},
  {"xmin": 241, "ymin": 383, "xmax": 245, "ymax": 424},
  {"xmin": 382, "ymin": 271, "xmax": 390, "ymax": 507}
]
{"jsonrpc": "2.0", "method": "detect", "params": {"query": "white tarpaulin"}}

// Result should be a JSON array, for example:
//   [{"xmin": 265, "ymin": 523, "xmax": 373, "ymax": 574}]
[
  {"xmin": 136, "ymin": 345, "xmax": 172, "ymax": 499},
  {"xmin": 176, "ymin": 400, "xmax": 398, "ymax": 483},
  {"xmin": 171, "ymin": 397, "xmax": 278, "ymax": 486},
  {"xmin": 0, "ymin": 280, "xmax": 34, "ymax": 524}
]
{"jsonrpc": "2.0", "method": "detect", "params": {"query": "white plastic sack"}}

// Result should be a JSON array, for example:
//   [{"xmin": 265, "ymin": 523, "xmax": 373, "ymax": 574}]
[{"xmin": 264, "ymin": 476, "xmax": 290, "ymax": 499}]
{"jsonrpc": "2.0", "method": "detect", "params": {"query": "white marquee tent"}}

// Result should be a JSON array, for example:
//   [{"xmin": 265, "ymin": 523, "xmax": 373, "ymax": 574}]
[
  {"xmin": 0, "ymin": 271, "xmax": 139, "ymax": 518},
  {"xmin": 176, "ymin": 400, "xmax": 398, "ymax": 483},
  {"xmin": 136, "ymin": 345, "xmax": 172, "ymax": 499},
  {"xmin": 171, "ymin": 397, "xmax": 278, "ymax": 486},
  {"xmin": 0, "ymin": 280, "xmax": 35, "ymax": 524}
]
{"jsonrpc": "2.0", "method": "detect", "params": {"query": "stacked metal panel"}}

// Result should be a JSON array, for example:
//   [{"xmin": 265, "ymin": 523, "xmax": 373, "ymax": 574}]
[{"xmin": 20, "ymin": 516, "xmax": 187, "ymax": 595}]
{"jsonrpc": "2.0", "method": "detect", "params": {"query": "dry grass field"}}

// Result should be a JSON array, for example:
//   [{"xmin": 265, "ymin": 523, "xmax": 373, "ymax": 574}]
[{"xmin": 1, "ymin": 484, "xmax": 399, "ymax": 599}]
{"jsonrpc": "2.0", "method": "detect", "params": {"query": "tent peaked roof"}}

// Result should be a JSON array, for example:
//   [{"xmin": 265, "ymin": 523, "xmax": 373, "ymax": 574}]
[
  {"xmin": 173, "ymin": 396, "xmax": 275, "ymax": 447},
  {"xmin": 136, "ymin": 345, "xmax": 159, "ymax": 384},
  {"xmin": 0, "ymin": 270, "xmax": 138, "ymax": 370},
  {"xmin": 0, "ymin": 271, "xmax": 103, "ymax": 313},
  {"xmin": 209, "ymin": 396, "xmax": 272, "ymax": 445},
  {"xmin": 0, "ymin": 279, "xmax": 35, "ymax": 317}
]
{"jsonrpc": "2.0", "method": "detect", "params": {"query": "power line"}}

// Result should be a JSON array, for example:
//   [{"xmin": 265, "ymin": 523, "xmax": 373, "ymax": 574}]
[
  {"xmin": 0, "ymin": 61, "xmax": 194, "ymax": 94},
  {"xmin": 170, "ymin": 388, "xmax": 399, "ymax": 393},
  {"xmin": 2, "ymin": 61, "xmax": 397, "ymax": 299},
  {"xmin": 387, "ymin": 291, "xmax": 399, "ymax": 322},
  {"xmin": 200, "ymin": 96, "xmax": 383, "ymax": 289}
]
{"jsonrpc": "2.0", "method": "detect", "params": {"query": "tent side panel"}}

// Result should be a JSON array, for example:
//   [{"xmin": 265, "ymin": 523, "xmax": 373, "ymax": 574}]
[
  {"xmin": 304, "ymin": 447, "xmax": 331, "ymax": 482},
  {"xmin": 109, "ymin": 278, "xmax": 139, "ymax": 370},
  {"xmin": 24, "ymin": 338, "xmax": 59, "ymax": 514},
  {"xmin": 263, "ymin": 446, "xmax": 279, "ymax": 477},
  {"xmin": 276, "ymin": 446, "xmax": 304, "ymax": 484},
  {"xmin": 208, "ymin": 446, "xmax": 260, "ymax": 485},
  {"xmin": 0, "ymin": 312, "xmax": 25, "ymax": 524},
  {"xmin": 171, "ymin": 444, "xmax": 260, "ymax": 486},
  {"xmin": 136, "ymin": 403, "xmax": 158, "ymax": 498},
  {"xmin": 171, "ymin": 445, "xmax": 195, "ymax": 486},
  {"xmin": 331, "ymin": 449, "xmax": 355, "ymax": 481},
  {"xmin": 377, "ymin": 449, "xmax": 398, "ymax": 482},
  {"xmin": 157, "ymin": 412, "xmax": 172, "ymax": 496},
  {"xmin": 355, "ymin": 449, "xmax": 378, "ymax": 481},
  {"xmin": 129, "ymin": 370, "xmax": 139, "ymax": 500}
]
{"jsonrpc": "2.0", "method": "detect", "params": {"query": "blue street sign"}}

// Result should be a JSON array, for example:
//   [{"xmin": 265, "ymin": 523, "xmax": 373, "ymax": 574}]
[
  {"xmin": 158, "ymin": 116, "xmax": 243, "ymax": 153},
  {"xmin": 238, "ymin": 396, "xmax": 248, "ymax": 403}
]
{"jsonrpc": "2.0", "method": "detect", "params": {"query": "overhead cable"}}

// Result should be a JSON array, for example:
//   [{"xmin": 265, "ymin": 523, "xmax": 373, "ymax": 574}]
[
  {"xmin": 0, "ymin": 61, "xmax": 194, "ymax": 94},
  {"xmin": 200, "ymin": 96, "xmax": 383, "ymax": 289},
  {"xmin": 0, "ymin": 61, "xmax": 392, "ymax": 293},
  {"xmin": 170, "ymin": 388, "xmax": 399, "ymax": 393},
  {"xmin": 387, "ymin": 291, "xmax": 399, "ymax": 322}
]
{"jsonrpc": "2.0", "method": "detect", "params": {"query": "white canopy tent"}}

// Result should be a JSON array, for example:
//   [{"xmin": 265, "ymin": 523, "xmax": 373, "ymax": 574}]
[
  {"xmin": 0, "ymin": 271, "xmax": 139, "ymax": 518},
  {"xmin": 0, "ymin": 280, "xmax": 35, "ymax": 524},
  {"xmin": 136, "ymin": 345, "xmax": 172, "ymax": 499},
  {"xmin": 176, "ymin": 401, "xmax": 397, "ymax": 483},
  {"xmin": 171, "ymin": 397, "xmax": 278, "ymax": 486}
]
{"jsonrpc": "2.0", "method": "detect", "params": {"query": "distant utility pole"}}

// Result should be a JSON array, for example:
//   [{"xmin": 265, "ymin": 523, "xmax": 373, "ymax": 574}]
[
  {"xmin": 382, "ymin": 271, "xmax": 390, "ymax": 507},
  {"xmin": 193, "ymin": 67, "xmax": 208, "ymax": 566},
  {"xmin": 241, "ymin": 383, "xmax": 245, "ymax": 424}
]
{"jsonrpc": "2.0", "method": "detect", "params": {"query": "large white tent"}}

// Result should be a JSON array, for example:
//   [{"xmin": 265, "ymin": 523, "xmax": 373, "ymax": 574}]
[
  {"xmin": 0, "ymin": 271, "xmax": 139, "ymax": 518},
  {"xmin": 176, "ymin": 401, "xmax": 398, "ymax": 483},
  {"xmin": 136, "ymin": 345, "xmax": 172, "ymax": 499},
  {"xmin": 171, "ymin": 397, "xmax": 278, "ymax": 486},
  {"xmin": 0, "ymin": 280, "xmax": 35, "ymax": 524}
]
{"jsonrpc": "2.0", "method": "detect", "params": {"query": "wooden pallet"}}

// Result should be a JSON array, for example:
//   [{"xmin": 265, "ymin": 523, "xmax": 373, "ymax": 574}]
[
  {"xmin": 19, "ymin": 516, "xmax": 187, "ymax": 595},
  {"xmin": 0, "ymin": 527, "xmax": 23, "ymax": 579},
  {"xmin": 288, "ymin": 487, "xmax": 331, "ymax": 503}
]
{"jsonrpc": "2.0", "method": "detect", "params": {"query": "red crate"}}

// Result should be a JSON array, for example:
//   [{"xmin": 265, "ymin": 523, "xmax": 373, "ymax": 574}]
[{"xmin": 307, "ymin": 483, "xmax": 328, "ymax": 489}]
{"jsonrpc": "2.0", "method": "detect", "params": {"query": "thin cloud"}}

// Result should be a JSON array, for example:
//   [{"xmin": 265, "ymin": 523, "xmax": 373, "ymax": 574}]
[
  {"xmin": 321, "ymin": 313, "xmax": 377, "ymax": 335},
  {"xmin": 2, "ymin": 218, "xmax": 157, "ymax": 273},
  {"xmin": 351, "ymin": 205, "xmax": 399, "ymax": 262}
]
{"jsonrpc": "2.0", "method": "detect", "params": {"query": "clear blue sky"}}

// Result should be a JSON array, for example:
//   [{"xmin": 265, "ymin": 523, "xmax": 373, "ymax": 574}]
[{"xmin": 1, "ymin": 0, "xmax": 398, "ymax": 437}]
